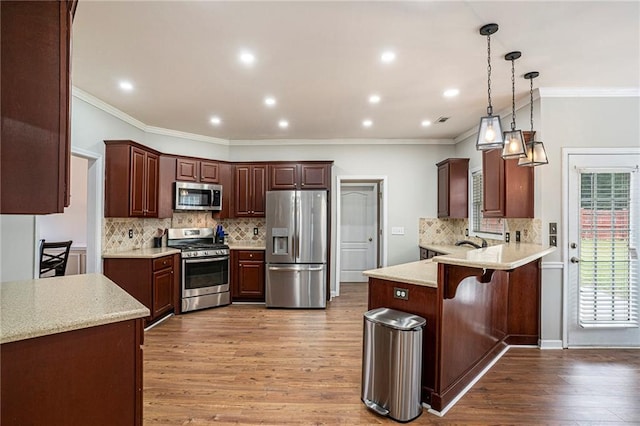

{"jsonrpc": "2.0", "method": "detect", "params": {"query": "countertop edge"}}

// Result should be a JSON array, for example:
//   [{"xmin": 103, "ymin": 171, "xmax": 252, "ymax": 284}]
[
  {"xmin": 433, "ymin": 244, "xmax": 557, "ymax": 270},
  {"xmin": 102, "ymin": 248, "xmax": 181, "ymax": 259}
]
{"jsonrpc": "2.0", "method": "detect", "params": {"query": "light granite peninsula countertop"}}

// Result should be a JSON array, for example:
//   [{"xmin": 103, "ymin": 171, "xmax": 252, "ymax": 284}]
[
  {"xmin": 1, "ymin": 273, "xmax": 149, "ymax": 344},
  {"xmin": 363, "ymin": 260, "xmax": 438, "ymax": 288},
  {"xmin": 102, "ymin": 247, "xmax": 180, "ymax": 259},
  {"xmin": 432, "ymin": 242, "xmax": 556, "ymax": 270}
]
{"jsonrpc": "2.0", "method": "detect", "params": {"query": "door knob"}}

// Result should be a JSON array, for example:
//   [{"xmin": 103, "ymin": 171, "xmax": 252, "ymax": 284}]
[
  {"xmin": 570, "ymin": 256, "xmax": 580, "ymax": 264},
  {"xmin": 570, "ymin": 242, "xmax": 577, "ymax": 249},
  {"xmin": 368, "ymin": 237, "xmax": 373, "ymax": 242}
]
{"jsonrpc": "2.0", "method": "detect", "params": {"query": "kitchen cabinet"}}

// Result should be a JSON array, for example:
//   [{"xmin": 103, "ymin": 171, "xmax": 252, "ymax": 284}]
[
  {"xmin": 0, "ymin": 0, "xmax": 76, "ymax": 214},
  {"xmin": 231, "ymin": 250, "xmax": 265, "ymax": 301},
  {"xmin": 176, "ymin": 158, "xmax": 219, "ymax": 183},
  {"xmin": 269, "ymin": 162, "xmax": 332, "ymax": 190},
  {"xmin": 436, "ymin": 158, "xmax": 469, "ymax": 218},
  {"xmin": 214, "ymin": 162, "xmax": 234, "ymax": 219},
  {"xmin": 103, "ymin": 254, "xmax": 178, "ymax": 326},
  {"xmin": 235, "ymin": 164, "xmax": 267, "ymax": 217},
  {"xmin": 105, "ymin": 140, "xmax": 161, "ymax": 218},
  {"xmin": 482, "ymin": 132, "xmax": 534, "ymax": 218}
]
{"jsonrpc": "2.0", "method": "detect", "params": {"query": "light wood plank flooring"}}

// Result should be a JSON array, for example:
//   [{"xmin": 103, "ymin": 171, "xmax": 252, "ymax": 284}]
[{"xmin": 144, "ymin": 283, "xmax": 640, "ymax": 425}]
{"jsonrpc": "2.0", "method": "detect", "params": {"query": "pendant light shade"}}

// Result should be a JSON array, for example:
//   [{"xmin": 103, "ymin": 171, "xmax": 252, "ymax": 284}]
[
  {"xmin": 476, "ymin": 24, "xmax": 504, "ymax": 150},
  {"xmin": 518, "ymin": 71, "xmax": 549, "ymax": 167},
  {"xmin": 501, "ymin": 51, "xmax": 526, "ymax": 159}
]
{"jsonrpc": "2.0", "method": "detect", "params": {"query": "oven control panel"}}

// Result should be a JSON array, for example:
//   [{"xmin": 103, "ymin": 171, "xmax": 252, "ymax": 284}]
[{"xmin": 182, "ymin": 249, "xmax": 229, "ymax": 258}]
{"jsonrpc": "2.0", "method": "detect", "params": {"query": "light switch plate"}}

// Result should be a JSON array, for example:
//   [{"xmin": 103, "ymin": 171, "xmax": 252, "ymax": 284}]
[
  {"xmin": 549, "ymin": 222, "xmax": 558, "ymax": 235},
  {"xmin": 391, "ymin": 227, "xmax": 405, "ymax": 235},
  {"xmin": 394, "ymin": 287, "xmax": 409, "ymax": 300},
  {"xmin": 549, "ymin": 235, "xmax": 557, "ymax": 246}
]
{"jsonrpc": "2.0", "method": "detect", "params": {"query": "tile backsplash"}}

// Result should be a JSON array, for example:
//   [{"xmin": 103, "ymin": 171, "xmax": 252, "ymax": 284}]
[
  {"xmin": 419, "ymin": 217, "xmax": 542, "ymax": 246},
  {"xmin": 103, "ymin": 213, "xmax": 265, "ymax": 252}
]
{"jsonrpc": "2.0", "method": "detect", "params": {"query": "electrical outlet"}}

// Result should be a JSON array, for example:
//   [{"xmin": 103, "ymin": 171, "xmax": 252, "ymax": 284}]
[
  {"xmin": 394, "ymin": 287, "xmax": 409, "ymax": 300},
  {"xmin": 253, "ymin": 227, "xmax": 259, "ymax": 235},
  {"xmin": 549, "ymin": 235, "xmax": 557, "ymax": 246},
  {"xmin": 128, "ymin": 229, "xmax": 133, "ymax": 239},
  {"xmin": 549, "ymin": 222, "xmax": 558, "ymax": 235},
  {"xmin": 515, "ymin": 231, "xmax": 521, "ymax": 242},
  {"xmin": 505, "ymin": 232, "xmax": 510, "ymax": 243},
  {"xmin": 464, "ymin": 228, "xmax": 469, "ymax": 237}
]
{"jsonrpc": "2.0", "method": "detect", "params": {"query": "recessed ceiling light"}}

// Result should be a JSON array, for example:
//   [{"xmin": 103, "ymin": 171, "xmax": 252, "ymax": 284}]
[
  {"xmin": 362, "ymin": 119, "xmax": 373, "ymax": 128},
  {"xmin": 380, "ymin": 51, "xmax": 396, "ymax": 63},
  {"xmin": 239, "ymin": 50, "xmax": 255, "ymax": 65},
  {"xmin": 368, "ymin": 94, "xmax": 381, "ymax": 104},
  {"xmin": 264, "ymin": 96, "xmax": 276, "ymax": 107},
  {"xmin": 210, "ymin": 116, "xmax": 221, "ymax": 126},
  {"xmin": 278, "ymin": 120, "xmax": 289, "ymax": 129},
  {"xmin": 421, "ymin": 120, "xmax": 432, "ymax": 127},
  {"xmin": 119, "ymin": 80, "xmax": 134, "ymax": 91},
  {"xmin": 443, "ymin": 88, "xmax": 460, "ymax": 98}
]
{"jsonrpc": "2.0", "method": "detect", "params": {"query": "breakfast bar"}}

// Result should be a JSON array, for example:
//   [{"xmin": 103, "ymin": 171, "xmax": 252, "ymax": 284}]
[{"xmin": 364, "ymin": 243, "xmax": 555, "ymax": 414}]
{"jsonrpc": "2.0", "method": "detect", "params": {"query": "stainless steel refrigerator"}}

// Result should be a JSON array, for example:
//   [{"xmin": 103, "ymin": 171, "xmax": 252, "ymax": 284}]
[{"xmin": 266, "ymin": 190, "xmax": 327, "ymax": 308}]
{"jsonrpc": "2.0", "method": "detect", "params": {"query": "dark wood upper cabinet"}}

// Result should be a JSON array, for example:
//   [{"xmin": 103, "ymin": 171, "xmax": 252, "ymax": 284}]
[
  {"xmin": 235, "ymin": 164, "xmax": 266, "ymax": 217},
  {"xmin": 176, "ymin": 158, "xmax": 219, "ymax": 183},
  {"xmin": 105, "ymin": 140, "xmax": 161, "ymax": 218},
  {"xmin": 482, "ymin": 132, "xmax": 534, "ymax": 218},
  {"xmin": 213, "ymin": 162, "xmax": 234, "ymax": 219},
  {"xmin": 436, "ymin": 158, "xmax": 469, "ymax": 218},
  {"xmin": 1, "ymin": 1, "xmax": 76, "ymax": 214},
  {"xmin": 269, "ymin": 162, "xmax": 332, "ymax": 190}
]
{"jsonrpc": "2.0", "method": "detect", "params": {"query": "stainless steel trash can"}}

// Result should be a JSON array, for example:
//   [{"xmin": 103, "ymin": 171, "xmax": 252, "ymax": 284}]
[{"xmin": 361, "ymin": 307, "xmax": 426, "ymax": 422}]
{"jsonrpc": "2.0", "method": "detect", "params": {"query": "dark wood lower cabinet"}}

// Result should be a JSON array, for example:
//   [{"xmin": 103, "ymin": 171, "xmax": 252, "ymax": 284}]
[
  {"xmin": 232, "ymin": 250, "xmax": 265, "ymax": 302},
  {"xmin": 367, "ymin": 259, "xmax": 541, "ymax": 412},
  {"xmin": 1, "ymin": 318, "xmax": 144, "ymax": 426},
  {"xmin": 104, "ymin": 254, "xmax": 178, "ymax": 326}
]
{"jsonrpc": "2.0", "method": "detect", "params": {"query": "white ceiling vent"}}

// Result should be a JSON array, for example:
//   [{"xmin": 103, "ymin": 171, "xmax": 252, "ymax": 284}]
[{"xmin": 436, "ymin": 116, "xmax": 450, "ymax": 123}]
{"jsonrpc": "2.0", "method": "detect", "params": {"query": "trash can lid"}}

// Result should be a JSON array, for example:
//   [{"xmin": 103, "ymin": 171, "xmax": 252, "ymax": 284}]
[{"xmin": 364, "ymin": 307, "xmax": 426, "ymax": 330}]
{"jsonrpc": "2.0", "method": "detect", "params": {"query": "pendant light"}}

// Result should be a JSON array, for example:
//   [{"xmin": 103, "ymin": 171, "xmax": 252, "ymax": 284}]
[
  {"xmin": 501, "ymin": 51, "xmax": 526, "ymax": 158},
  {"xmin": 476, "ymin": 23, "xmax": 504, "ymax": 150},
  {"xmin": 518, "ymin": 71, "xmax": 549, "ymax": 167}
]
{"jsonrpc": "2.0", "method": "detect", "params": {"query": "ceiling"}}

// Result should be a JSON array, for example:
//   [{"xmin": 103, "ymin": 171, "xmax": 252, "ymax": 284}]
[{"xmin": 72, "ymin": 1, "xmax": 640, "ymax": 142}]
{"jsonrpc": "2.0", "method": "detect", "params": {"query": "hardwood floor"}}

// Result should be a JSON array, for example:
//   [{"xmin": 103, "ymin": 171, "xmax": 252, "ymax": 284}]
[{"xmin": 144, "ymin": 283, "xmax": 640, "ymax": 425}]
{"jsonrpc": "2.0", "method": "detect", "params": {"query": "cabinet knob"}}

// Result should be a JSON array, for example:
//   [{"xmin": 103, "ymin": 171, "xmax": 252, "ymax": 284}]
[{"xmin": 249, "ymin": 254, "xmax": 253, "ymax": 258}]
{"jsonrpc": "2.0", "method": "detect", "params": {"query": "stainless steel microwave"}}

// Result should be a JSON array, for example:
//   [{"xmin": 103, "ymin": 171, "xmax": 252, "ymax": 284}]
[{"xmin": 174, "ymin": 182, "xmax": 222, "ymax": 211}]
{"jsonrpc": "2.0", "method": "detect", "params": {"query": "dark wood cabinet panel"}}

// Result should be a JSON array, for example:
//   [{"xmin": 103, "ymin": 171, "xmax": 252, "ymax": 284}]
[
  {"xmin": 158, "ymin": 155, "xmax": 176, "ymax": 218},
  {"xmin": 214, "ymin": 162, "xmax": 234, "ymax": 219},
  {"xmin": 176, "ymin": 158, "xmax": 219, "ymax": 183},
  {"xmin": 436, "ymin": 158, "xmax": 469, "ymax": 218},
  {"xmin": 232, "ymin": 250, "xmax": 265, "ymax": 301},
  {"xmin": 268, "ymin": 162, "xmax": 332, "ymax": 190},
  {"xmin": 235, "ymin": 164, "xmax": 266, "ymax": 217},
  {"xmin": 482, "ymin": 132, "xmax": 534, "ymax": 218},
  {"xmin": 1, "ymin": 1, "xmax": 75, "ymax": 214},
  {"xmin": 1, "ymin": 319, "xmax": 143, "ymax": 426},
  {"xmin": 105, "ymin": 140, "xmax": 160, "ymax": 218},
  {"xmin": 104, "ymin": 254, "xmax": 177, "ymax": 326}
]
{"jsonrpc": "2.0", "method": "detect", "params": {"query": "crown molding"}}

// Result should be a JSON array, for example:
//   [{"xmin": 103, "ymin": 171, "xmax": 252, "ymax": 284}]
[
  {"xmin": 229, "ymin": 138, "xmax": 455, "ymax": 146},
  {"xmin": 72, "ymin": 86, "xmax": 147, "ymax": 131},
  {"xmin": 72, "ymin": 86, "xmax": 229, "ymax": 146},
  {"xmin": 538, "ymin": 87, "xmax": 640, "ymax": 97}
]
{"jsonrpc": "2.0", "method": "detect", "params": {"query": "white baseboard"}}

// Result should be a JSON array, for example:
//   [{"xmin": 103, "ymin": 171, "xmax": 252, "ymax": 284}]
[{"xmin": 539, "ymin": 339, "xmax": 564, "ymax": 350}]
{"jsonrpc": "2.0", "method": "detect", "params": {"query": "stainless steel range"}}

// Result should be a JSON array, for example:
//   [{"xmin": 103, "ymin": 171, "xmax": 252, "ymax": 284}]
[{"xmin": 167, "ymin": 228, "xmax": 230, "ymax": 312}]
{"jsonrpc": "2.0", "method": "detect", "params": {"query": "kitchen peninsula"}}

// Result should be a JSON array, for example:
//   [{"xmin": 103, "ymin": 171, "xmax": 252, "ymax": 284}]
[
  {"xmin": 364, "ymin": 243, "xmax": 555, "ymax": 414},
  {"xmin": 1, "ymin": 274, "xmax": 149, "ymax": 425}
]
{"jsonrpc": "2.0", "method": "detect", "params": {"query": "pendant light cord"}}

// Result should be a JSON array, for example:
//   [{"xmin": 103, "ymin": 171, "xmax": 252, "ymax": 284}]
[
  {"xmin": 530, "ymin": 77, "xmax": 534, "ymax": 133},
  {"xmin": 511, "ymin": 59, "xmax": 516, "ymax": 131},
  {"xmin": 486, "ymin": 33, "xmax": 493, "ymax": 115}
]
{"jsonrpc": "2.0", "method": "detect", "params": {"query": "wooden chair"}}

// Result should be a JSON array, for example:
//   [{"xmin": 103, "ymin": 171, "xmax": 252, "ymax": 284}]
[{"xmin": 39, "ymin": 239, "xmax": 73, "ymax": 277}]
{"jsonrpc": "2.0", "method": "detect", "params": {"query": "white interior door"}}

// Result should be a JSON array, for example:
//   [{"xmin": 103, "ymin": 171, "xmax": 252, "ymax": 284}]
[
  {"xmin": 340, "ymin": 183, "xmax": 377, "ymax": 282},
  {"xmin": 567, "ymin": 152, "xmax": 639, "ymax": 347}
]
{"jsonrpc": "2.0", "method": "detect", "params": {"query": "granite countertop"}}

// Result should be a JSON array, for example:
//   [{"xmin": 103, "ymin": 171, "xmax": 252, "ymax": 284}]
[
  {"xmin": 228, "ymin": 243, "xmax": 266, "ymax": 250},
  {"xmin": 419, "ymin": 243, "xmax": 473, "ymax": 255},
  {"xmin": 363, "ymin": 260, "xmax": 438, "ymax": 288},
  {"xmin": 432, "ymin": 243, "xmax": 556, "ymax": 270},
  {"xmin": 1, "ymin": 273, "xmax": 149, "ymax": 344},
  {"xmin": 102, "ymin": 247, "xmax": 180, "ymax": 259}
]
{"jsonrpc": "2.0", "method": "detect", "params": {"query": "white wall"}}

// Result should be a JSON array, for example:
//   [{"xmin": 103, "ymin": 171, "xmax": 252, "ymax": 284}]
[
  {"xmin": 37, "ymin": 156, "xmax": 89, "ymax": 247},
  {"xmin": 0, "ymin": 216, "xmax": 36, "ymax": 282}
]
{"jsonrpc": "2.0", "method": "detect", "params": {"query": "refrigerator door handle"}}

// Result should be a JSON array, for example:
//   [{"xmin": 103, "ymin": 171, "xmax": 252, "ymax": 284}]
[
  {"xmin": 295, "ymin": 191, "xmax": 301, "ymax": 261},
  {"xmin": 268, "ymin": 265, "xmax": 324, "ymax": 272}
]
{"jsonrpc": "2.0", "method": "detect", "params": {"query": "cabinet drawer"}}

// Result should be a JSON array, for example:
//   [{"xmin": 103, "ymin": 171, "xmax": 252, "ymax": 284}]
[
  {"xmin": 153, "ymin": 255, "xmax": 174, "ymax": 271},
  {"xmin": 237, "ymin": 250, "xmax": 264, "ymax": 261}
]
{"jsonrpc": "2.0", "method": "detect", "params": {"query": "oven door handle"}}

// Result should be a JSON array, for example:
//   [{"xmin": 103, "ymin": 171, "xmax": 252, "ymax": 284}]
[{"xmin": 184, "ymin": 256, "xmax": 229, "ymax": 264}]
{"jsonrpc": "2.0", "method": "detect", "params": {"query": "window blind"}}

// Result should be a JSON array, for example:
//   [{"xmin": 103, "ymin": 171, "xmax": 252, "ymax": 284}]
[
  {"xmin": 579, "ymin": 170, "xmax": 638, "ymax": 327},
  {"xmin": 471, "ymin": 170, "xmax": 503, "ymax": 235}
]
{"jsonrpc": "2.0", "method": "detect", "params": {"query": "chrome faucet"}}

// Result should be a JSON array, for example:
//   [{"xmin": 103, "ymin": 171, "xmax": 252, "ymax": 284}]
[{"xmin": 454, "ymin": 238, "xmax": 488, "ymax": 249}]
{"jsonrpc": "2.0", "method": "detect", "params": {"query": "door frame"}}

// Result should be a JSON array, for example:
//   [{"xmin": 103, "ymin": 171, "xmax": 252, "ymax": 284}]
[
  {"xmin": 562, "ymin": 147, "xmax": 640, "ymax": 346},
  {"xmin": 334, "ymin": 175, "xmax": 387, "ymax": 297}
]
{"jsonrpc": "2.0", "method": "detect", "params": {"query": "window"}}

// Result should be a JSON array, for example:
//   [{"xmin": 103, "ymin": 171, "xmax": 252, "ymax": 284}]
[
  {"xmin": 578, "ymin": 170, "xmax": 638, "ymax": 327},
  {"xmin": 469, "ymin": 168, "xmax": 504, "ymax": 239}
]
